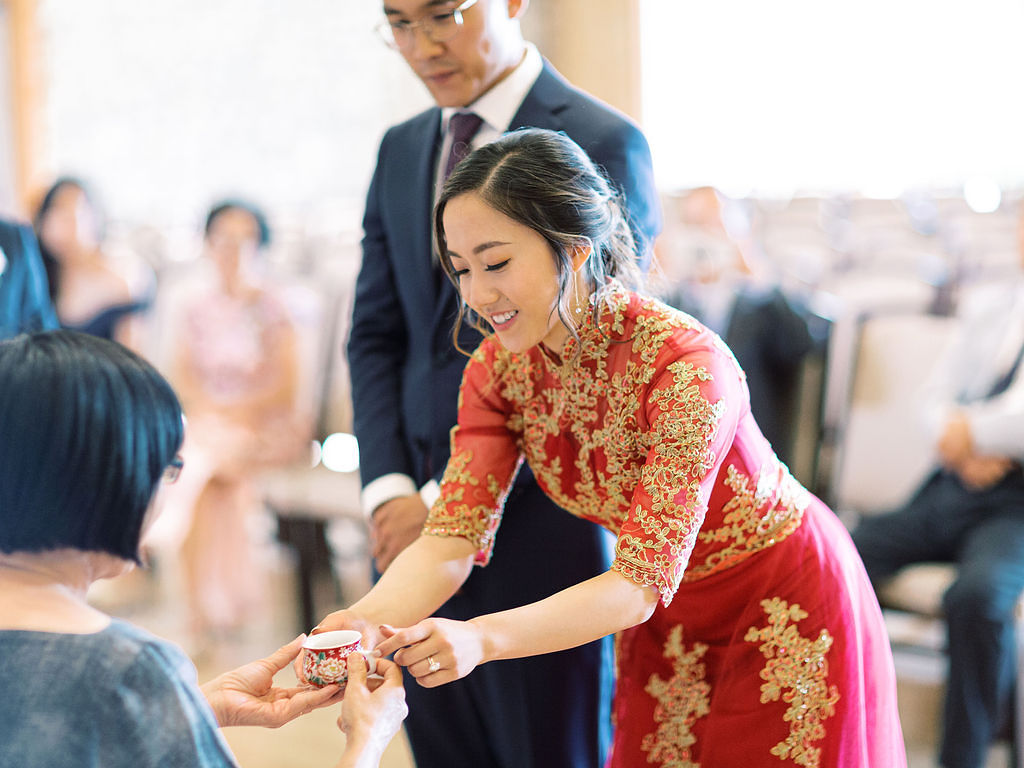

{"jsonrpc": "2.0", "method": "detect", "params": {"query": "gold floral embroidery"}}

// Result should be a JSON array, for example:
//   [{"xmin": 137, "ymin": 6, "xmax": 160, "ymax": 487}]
[
  {"xmin": 495, "ymin": 291, "xmax": 685, "ymax": 528},
  {"xmin": 610, "ymin": 357, "xmax": 725, "ymax": 604},
  {"xmin": 423, "ymin": 450, "xmax": 519, "ymax": 564},
  {"xmin": 641, "ymin": 624, "xmax": 710, "ymax": 768},
  {"xmin": 744, "ymin": 598, "xmax": 840, "ymax": 768},
  {"xmin": 434, "ymin": 286, "xmax": 802, "ymax": 599},
  {"xmin": 461, "ymin": 289, "xmax": 730, "ymax": 602},
  {"xmin": 686, "ymin": 463, "xmax": 808, "ymax": 581}
]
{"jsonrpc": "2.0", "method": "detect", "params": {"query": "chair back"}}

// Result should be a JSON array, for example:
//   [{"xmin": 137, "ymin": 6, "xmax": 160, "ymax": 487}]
[{"xmin": 831, "ymin": 312, "xmax": 959, "ymax": 514}]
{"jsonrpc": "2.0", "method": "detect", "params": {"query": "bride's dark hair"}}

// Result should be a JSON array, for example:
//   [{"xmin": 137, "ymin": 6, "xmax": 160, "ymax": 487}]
[{"xmin": 434, "ymin": 128, "xmax": 642, "ymax": 356}]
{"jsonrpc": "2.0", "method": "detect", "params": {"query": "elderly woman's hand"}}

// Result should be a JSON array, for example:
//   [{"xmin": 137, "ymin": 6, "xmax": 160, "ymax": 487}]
[
  {"xmin": 335, "ymin": 653, "xmax": 408, "ymax": 768},
  {"xmin": 201, "ymin": 634, "xmax": 345, "ymax": 728}
]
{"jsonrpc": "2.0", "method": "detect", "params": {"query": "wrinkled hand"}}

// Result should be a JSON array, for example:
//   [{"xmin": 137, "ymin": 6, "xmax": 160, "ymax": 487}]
[
  {"xmin": 202, "ymin": 635, "xmax": 345, "ymax": 728},
  {"xmin": 956, "ymin": 454, "xmax": 1015, "ymax": 491},
  {"xmin": 374, "ymin": 619, "xmax": 485, "ymax": 688},
  {"xmin": 937, "ymin": 412, "xmax": 973, "ymax": 471},
  {"xmin": 371, "ymin": 495, "xmax": 429, "ymax": 572},
  {"xmin": 336, "ymin": 653, "xmax": 408, "ymax": 764}
]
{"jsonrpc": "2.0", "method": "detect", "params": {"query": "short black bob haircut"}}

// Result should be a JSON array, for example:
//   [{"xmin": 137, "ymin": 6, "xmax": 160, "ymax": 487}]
[
  {"xmin": 0, "ymin": 330, "xmax": 184, "ymax": 562},
  {"xmin": 204, "ymin": 198, "xmax": 271, "ymax": 248}
]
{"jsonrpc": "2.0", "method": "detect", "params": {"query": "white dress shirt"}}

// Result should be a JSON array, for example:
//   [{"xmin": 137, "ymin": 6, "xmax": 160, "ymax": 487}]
[{"xmin": 921, "ymin": 280, "xmax": 1024, "ymax": 463}]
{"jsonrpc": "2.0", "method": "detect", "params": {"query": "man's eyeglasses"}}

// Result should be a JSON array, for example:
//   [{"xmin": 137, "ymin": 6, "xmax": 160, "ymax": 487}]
[
  {"xmin": 375, "ymin": 0, "xmax": 479, "ymax": 50},
  {"xmin": 163, "ymin": 455, "xmax": 184, "ymax": 484}
]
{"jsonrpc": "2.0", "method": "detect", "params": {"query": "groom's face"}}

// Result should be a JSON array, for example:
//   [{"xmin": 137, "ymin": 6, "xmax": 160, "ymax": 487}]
[{"xmin": 382, "ymin": 0, "xmax": 526, "ymax": 108}]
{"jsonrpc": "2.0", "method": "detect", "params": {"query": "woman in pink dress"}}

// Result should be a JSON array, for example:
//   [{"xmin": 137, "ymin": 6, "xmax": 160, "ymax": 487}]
[
  {"xmin": 171, "ymin": 201, "xmax": 306, "ymax": 646},
  {"xmin": 318, "ymin": 129, "xmax": 906, "ymax": 766}
]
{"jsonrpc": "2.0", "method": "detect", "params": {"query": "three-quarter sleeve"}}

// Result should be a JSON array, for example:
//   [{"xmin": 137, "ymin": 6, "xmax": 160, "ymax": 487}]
[
  {"xmin": 422, "ymin": 343, "xmax": 524, "ymax": 565},
  {"xmin": 611, "ymin": 339, "xmax": 743, "ymax": 605}
]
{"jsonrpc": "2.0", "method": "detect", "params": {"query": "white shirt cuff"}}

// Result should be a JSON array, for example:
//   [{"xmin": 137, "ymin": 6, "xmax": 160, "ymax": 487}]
[
  {"xmin": 419, "ymin": 480, "xmax": 441, "ymax": 510},
  {"xmin": 361, "ymin": 473, "xmax": 418, "ymax": 519}
]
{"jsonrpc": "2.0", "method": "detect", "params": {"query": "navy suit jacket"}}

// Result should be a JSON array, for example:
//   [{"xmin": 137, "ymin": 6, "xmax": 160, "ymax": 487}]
[
  {"xmin": 350, "ymin": 61, "xmax": 662, "ymax": 494},
  {"xmin": 0, "ymin": 219, "xmax": 58, "ymax": 340}
]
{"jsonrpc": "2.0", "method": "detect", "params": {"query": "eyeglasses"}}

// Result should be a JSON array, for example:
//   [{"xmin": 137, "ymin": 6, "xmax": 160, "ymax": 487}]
[
  {"xmin": 375, "ymin": 0, "xmax": 479, "ymax": 50},
  {"xmin": 163, "ymin": 455, "xmax": 184, "ymax": 484}
]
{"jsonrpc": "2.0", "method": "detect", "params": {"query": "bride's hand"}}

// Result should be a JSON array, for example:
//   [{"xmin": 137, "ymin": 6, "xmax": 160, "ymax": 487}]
[{"xmin": 374, "ymin": 619, "xmax": 485, "ymax": 687}]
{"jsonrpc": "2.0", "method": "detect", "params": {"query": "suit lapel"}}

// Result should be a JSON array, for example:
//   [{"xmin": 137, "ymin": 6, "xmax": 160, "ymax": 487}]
[
  {"xmin": 509, "ymin": 62, "xmax": 571, "ymax": 131},
  {"xmin": 396, "ymin": 109, "xmax": 445, "ymax": 324}
]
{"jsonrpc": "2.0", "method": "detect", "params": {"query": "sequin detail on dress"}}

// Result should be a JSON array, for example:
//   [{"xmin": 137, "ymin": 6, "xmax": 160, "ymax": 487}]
[
  {"xmin": 641, "ymin": 624, "xmax": 710, "ymax": 768},
  {"xmin": 744, "ymin": 598, "xmax": 840, "ymax": 767}
]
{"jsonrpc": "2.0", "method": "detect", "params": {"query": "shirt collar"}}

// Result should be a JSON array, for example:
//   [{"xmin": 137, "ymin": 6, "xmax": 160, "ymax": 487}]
[{"xmin": 441, "ymin": 43, "xmax": 543, "ymax": 134}]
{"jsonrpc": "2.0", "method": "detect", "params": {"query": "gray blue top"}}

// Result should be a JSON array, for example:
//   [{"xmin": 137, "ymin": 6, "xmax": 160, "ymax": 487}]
[{"xmin": 0, "ymin": 618, "xmax": 237, "ymax": 768}]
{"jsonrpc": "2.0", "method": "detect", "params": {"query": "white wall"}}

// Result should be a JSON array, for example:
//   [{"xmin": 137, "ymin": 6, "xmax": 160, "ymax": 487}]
[{"xmin": 36, "ymin": 0, "xmax": 433, "ymax": 240}]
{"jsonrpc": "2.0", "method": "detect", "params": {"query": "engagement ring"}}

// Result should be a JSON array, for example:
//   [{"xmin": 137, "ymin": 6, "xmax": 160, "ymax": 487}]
[{"xmin": 427, "ymin": 656, "xmax": 441, "ymax": 673}]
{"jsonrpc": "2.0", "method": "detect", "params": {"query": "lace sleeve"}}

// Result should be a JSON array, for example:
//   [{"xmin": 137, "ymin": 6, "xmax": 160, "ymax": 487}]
[
  {"xmin": 611, "ymin": 339, "xmax": 743, "ymax": 605},
  {"xmin": 423, "ymin": 342, "xmax": 524, "ymax": 565}
]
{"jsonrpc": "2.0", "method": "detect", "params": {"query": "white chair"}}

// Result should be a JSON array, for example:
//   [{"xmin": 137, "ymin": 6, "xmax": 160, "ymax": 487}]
[
  {"xmin": 813, "ymin": 275, "xmax": 939, "ymax": 501},
  {"xmin": 830, "ymin": 312, "xmax": 955, "ymax": 514}
]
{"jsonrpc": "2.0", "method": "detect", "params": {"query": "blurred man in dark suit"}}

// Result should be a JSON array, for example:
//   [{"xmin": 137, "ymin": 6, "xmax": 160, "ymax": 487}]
[{"xmin": 0, "ymin": 217, "xmax": 57, "ymax": 339}]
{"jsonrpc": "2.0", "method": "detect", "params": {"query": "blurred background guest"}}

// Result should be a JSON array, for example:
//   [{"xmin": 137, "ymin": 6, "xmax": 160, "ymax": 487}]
[
  {"xmin": 32, "ymin": 177, "xmax": 151, "ymax": 349},
  {"xmin": 656, "ymin": 186, "xmax": 821, "ymax": 468},
  {"xmin": 168, "ymin": 199, "xmax": 310, "ymax": 651},
  {"xmin": 851, "ymin": 207, "xmax": 1024, "ymax": 768},
  {"xmin": 0, "ymin": 216, "xmax": 57, "ymax": 339}
]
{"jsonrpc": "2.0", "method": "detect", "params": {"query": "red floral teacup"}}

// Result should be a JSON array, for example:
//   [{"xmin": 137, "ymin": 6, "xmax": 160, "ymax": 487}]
[{"xmin": 301, "ymin": 630, "xmax": 373, "ymax": 687}]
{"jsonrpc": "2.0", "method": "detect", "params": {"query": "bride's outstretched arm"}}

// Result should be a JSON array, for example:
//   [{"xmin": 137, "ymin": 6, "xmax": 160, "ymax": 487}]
[
  {"xmin": 314, "ymin": 534, "xmax": 476, "ymax": 646},
  {"xmin": 374, "ymin": 570, "xmax": 660, "ymax": 686}
]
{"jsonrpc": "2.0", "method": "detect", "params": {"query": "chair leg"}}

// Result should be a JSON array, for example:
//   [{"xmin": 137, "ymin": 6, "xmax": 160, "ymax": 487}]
[{"xmin": 275, "ymin": 513, "xmax": 332, "ymax": 634}]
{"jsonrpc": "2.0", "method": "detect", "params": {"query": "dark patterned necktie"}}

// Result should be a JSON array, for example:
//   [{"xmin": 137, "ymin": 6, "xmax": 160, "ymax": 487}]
[
  {"xmin": 443, "ymin": 111, "xmax": 484, "ymax": 180},
  {"xmin": 985, "ymin": 337, "xmax": 1024, "ymax": 399}
]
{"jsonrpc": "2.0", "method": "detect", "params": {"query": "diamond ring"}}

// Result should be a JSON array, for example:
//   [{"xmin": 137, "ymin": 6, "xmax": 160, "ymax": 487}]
[{"xmin": 427, "ymin": 656, "xmax": 441, "ymax": 673}]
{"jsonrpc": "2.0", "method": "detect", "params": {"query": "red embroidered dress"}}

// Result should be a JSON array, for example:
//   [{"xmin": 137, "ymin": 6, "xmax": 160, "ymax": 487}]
[{"xmin": 424, "ymin": 287, "xmax": 906, "ymax": 767}]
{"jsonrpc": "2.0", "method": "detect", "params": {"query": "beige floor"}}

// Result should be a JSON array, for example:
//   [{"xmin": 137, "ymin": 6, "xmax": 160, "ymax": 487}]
[{"xmin": 94, "ymin": 511, "xmax": 1012, "ymax": 768}]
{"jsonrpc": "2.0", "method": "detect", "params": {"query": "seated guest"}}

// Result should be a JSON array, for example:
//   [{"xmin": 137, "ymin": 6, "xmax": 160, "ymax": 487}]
[
  {"xmin": 852, "ymin": 206, "xmax": 1024, "ymax": 768},
  {"xmin": 33, "ymin": 177, "xmax": 150, "ymax": 348},
  {"xmin": 168, "ymin": 199, "xmax": 309, "ymax": 648},
  {"xmin": 0, "ymin": 329, "xmax": 406, "ymax": 768},
  {"xmin": 0, "ymin": 216, "xmax": 57, "ymax": 338}
]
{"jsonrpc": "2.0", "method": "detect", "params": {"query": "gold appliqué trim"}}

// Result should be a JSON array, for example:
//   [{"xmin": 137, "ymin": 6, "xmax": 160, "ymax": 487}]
[
  {"xmin": 744, "ymin": 598, "xmax": 840, "ymax": 768},
  {"xmin": 610, "ymin": 357, "xmax": 725, "ymax": 605},
  {"xmin": 422, "ymin": 450, "xmax": 518, "ymax": 565},
  {"xmin": 687, "ymin": 463, "xmax": 809, "ymax": 581},
  {"xmin": 641, "ymin": 624, "xmax": 710, "ymax": 768}
]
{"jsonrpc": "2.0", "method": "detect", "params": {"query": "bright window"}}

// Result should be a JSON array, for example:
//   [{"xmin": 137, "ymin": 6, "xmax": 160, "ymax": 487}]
[{"xmin": 640, "ymin": 0, "xmax": 1024, "ymax": 196}]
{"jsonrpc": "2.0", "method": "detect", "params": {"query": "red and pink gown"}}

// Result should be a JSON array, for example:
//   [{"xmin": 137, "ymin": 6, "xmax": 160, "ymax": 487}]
[{"xmin": 423, "ymin": 285, "xmax": 906, "ymax": 767}]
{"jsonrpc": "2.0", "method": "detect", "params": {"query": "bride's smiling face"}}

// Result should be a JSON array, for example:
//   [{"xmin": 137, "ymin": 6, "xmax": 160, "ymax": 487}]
[{"xmin": 443, "ymin": 192, "xmax": 570, "ymax": 355}]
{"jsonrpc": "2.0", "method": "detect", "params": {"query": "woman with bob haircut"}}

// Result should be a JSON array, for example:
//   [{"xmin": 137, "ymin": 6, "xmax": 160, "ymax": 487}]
[
  {"xmin": 315, "ymin": 129, "xmax": 907, "ymax": 766},
  {"xmin": 0, "ymin": 330, "xmax": 406, "ymax": 768}
]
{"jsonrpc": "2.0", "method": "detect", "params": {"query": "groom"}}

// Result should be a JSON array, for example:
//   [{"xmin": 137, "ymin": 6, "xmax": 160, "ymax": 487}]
[{"xmin": 340, "ymin": 1, "xmax": 661, "ymax": 766}]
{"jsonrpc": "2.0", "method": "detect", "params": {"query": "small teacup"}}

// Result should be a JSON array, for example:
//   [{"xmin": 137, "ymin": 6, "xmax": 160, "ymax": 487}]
[{"xmin": 301, "ymin": 630, "xmax": 374, "ymax": 687}]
